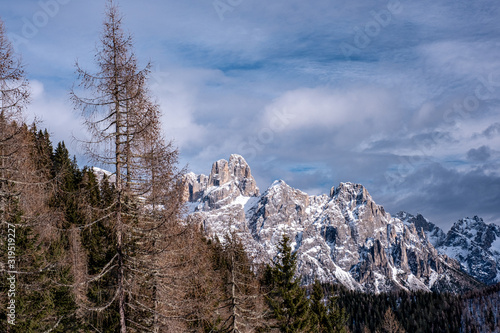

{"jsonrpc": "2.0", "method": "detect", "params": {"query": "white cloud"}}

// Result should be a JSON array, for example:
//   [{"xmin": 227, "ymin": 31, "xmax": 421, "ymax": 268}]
[
  {"xmin": 25, "ymin": 80, "xmax": 82, "ymax": 152},
  {"xmin": 261, "ymin": 86, "xmax": 402, "ymax": 141},
  {"xmin": 2, "ymin": 0, "xmax": 500, "ymax": 227},
  {"xmin": 151, "ymin": 67, "xmax": 221, "ymax": 148},
  {"xmin": 30, "ymin": 79, "xmax": 44, "ymax": 99},
  {"xmin": 419, "ymin": 40, "xmax": 500, "ymax": 80}
]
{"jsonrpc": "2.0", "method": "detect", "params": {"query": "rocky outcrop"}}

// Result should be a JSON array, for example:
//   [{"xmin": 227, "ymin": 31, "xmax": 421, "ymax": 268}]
[
  {"xmin": 248, "ymin": 180, "xmax": 309, "ymax": 241},
  {"xmin": 439, "ymin": 216, "xmax": 500, "ymax": 285},
  {"xmin": 185, "ymin": 155, "xmax": 487, "ymax": 294},
  {"xmin": 396, "ymin": 213, "xmax": 500, "ymax": 285},
  {"xmin": 184, "ymin": 154, "xmax": 259, "ymax": 210},
  {"xmin": 183, "ymin": 173, "xmax": 208, "ymax": 202},
  {"xmin": 395, "ymin": 212, "xmax": 446, "ymax": 247},
  {"xmin": 227, "ymin": 154, "xmax": 259, "ymax": 197},
  {"xmin": 208, "ymin": 159, "xmax": 231, "ymax": 187},
  {"xmin": 206, "ymin": 155, "xmax": 259, "ymax": 196}
]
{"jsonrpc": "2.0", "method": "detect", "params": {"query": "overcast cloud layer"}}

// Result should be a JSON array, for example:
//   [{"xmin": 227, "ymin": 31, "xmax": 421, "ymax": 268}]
[{"xmin": 1, "ymin": 0, "xmax": 499, "ymax": 229}]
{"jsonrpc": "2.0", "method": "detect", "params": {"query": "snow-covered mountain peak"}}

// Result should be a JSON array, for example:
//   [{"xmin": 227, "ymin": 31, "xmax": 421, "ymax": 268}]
[
  {"xmin": 183, "ymin": 154, "xmax": 260, "ymax": 207},
  {"xmin": 334, "ymin": 182, "xmax": 368, "ymax": 196},
  {"xmin": 395, "ymin": 211, "xmax": 500, "ymax": 285},
  {"xmin": 228, "ymin": 154, "xmax": 251, "ymax": 175},
  {"xmin": 185, "ymin": 155, "xmax": 487, "ymax": 293},
  {"xmin": 451, "ymin": 216, "xmax": 486, "ymax": 236},
  {"xmin": 92, "ymin": 167, "xmax": 116, "ymax": 183},
  {"xmin": 206, "ymin": 155, "xmax": 259, "ymax": 197},
  {"xmin": 332, "ymin": 182, "xmax": 379, "ymax": 213},
  {"xmin": 266, "ymin": 179, "xmax": 308, "ymax": 198},
  {"xmin": 448, "ymin": 216, "xmax": 500, "ymax": 251},
  {"xmin": 269, "ymin": 179, "xmax": 287, "ymax": 188},
  {"xmin": 395, "ymin": 211, "xmax": 443, "ymax": 234}
]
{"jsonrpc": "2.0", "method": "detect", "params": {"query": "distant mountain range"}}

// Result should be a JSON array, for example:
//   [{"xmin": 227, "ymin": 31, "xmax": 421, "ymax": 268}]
[
  {"xmin": 183, "ymin": 154, "xmax": 500, "ymax": 293},
  {"xmin": 397, "ymin": 212, "xmax": 500, "ymax": 285}
]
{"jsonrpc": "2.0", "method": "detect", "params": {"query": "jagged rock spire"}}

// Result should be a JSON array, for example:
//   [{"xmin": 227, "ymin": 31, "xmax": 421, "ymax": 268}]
[{"xmin": 207, "ymin": 154, "xmax": 259, "ymax": 197}]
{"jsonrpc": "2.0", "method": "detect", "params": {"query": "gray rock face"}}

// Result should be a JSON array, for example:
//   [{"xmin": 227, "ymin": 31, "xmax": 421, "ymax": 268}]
[
  {"xmin": 227, "ymin": 154, "xmax": 259, "ymax": 197},
  {"xmin": 183, "ymin": 173, "xmax": 208, "ymax": 202},
  {"xmin": 185, "ymin": 155, "xmax": 486, "ymax": 293},
  {"xmin": 395, "ymin": 212, "xmax": 446, "ymax": 247},
  {"xmin": 396, "ymin": 213, "xmax": 500, "ymax": 285},
  {"xmin": 248, "ymin": 180, "xmax": 310, "ymax": 242},
  {"xmin": 439, "ymin": 216, "xmax": 500, "ymax": 285},
  {"xmin": 208, "ymin": 159, "xmax": 231, "ymax": 187},
  {"xmin": 184, "ymin": 154, "xmax": 260, "ymax": 210}
]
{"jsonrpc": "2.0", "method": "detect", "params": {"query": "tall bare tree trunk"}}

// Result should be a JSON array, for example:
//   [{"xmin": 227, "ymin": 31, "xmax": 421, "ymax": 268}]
[
  {"xmin": 113, "ymin": 36, "xmax": 127, "ymax": 332},
  {"xmin": 70, "ymin": 1, "xmax": 186, "ymax": 331},
  {"xmin": 230, "ymin": 253, "xmax": 239, "ymax": 333},
  {"xmin": 116, "ymin": 172, "xmax": 125, "ymax": 333}
]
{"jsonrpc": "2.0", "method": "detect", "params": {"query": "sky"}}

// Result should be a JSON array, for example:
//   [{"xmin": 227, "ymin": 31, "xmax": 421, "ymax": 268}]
[{"xmin": 1, "ymin": 0, "xmax": 499, "ymax": 229}]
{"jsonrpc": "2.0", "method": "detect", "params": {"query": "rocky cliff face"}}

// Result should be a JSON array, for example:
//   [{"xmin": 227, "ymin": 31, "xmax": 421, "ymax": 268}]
[
  {"xmin": 183, "ymin": 154, "xmax": 259, "ymax": 208},
  {"xmin": 395, "ymin": 212, "xmax": 447, "ymax": 247},
  {"xmin": 185, "ymin": 155, "xmax": 486, "ymax": 293},
  {"xmin": 396, "ymin": 212, "xmax": 500, "ymax": 285}
]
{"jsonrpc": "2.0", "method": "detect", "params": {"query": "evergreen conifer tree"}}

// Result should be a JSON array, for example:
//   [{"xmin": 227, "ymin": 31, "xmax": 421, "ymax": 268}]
[
  {"xmin": 310, "ymin": 280, "xmax": 348, "ymax": 333},
  {"xmin": 327, "ymin": 291, "xmax": 348, "ymax": 333},
  {"xmin": 265, "ymin": 234, "xmax": 311, "ymax": 333},
  {"xmin": 310, "ymin": 280, "xmax": 329, "ymax": 332}
]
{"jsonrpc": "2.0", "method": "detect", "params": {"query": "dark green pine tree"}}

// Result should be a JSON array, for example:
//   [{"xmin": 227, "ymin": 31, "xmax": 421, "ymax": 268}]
[
  {"xmin": 310, "ymin": 280, "xmax": 329, "ymax": 332},
  {"xmin": 52, "ymin": 142, "xmax": 82, "ymax": 187},
  {"xmin": 50, "ymin": 142, "xmax": 83, "ymax": 224},
  {"xmin": 79, "ymin": 169, "xmax": 120, "ymax": 332},
  {"xmin": 265, "ymin": 234, "xmax": 312, "ymax": 332},
  {"xmin": 46, "ymin": 152, "xmax": 120, "ymax": 332},
  {"xmin": 32, "ymin": 128, "xmax": 53, "ymax": 172},
  {"xmin": 0, "ymin": 125, "xmax": 82, "ymax": 332},
  {"xmin": 327, "ymin": 291, "xmax": 348, "ymax": 333},
  {"xmin": 309, "ymin": 280, "xmax": 348, "ymax": 333}
]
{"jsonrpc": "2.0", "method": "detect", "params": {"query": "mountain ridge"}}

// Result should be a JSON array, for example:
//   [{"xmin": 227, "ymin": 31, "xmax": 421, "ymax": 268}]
[
  {"xmin": 184, "ymin": 154, "xmax": 497, "ymax": 293},
  {"xmin": 397, "ymin": 212, "xmax": 500, "ymax": 285}
]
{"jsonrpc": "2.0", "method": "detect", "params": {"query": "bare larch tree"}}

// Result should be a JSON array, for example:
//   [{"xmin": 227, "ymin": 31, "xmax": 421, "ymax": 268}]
[
  {"xmin": 70, "ymin": 1, "xmax": 186, "ymax": 332},
  {"xmin": 0, "ymin": 16, "xmax": 30, "ymax": 225}
]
